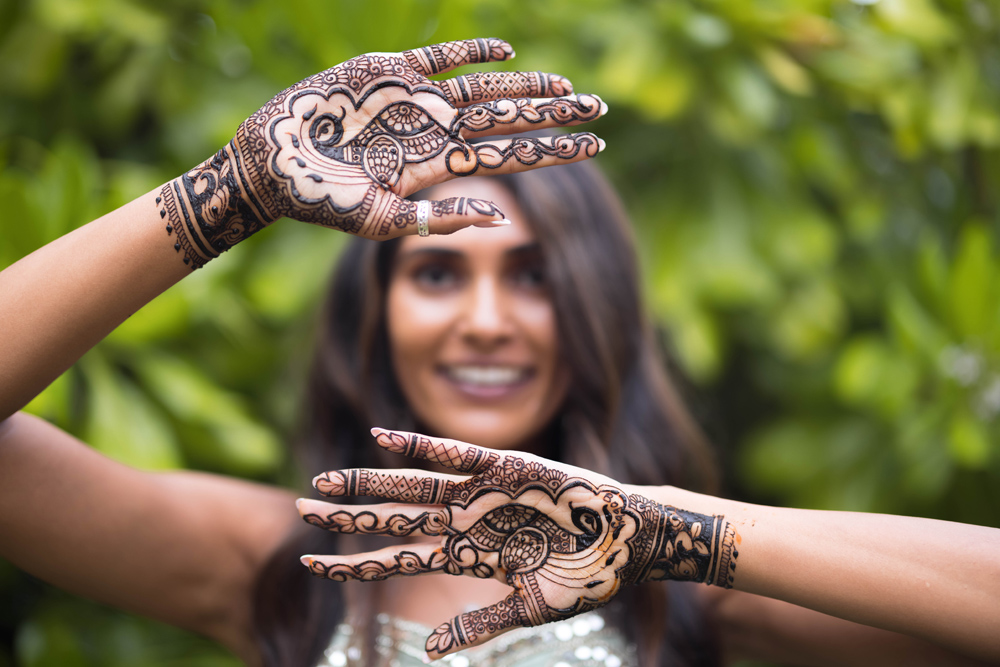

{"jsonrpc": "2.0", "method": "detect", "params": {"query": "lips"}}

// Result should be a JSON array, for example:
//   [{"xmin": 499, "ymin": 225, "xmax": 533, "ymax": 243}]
[{"xmin": 438, "ymin": 364, "xmax": 534, "ymax": 399}]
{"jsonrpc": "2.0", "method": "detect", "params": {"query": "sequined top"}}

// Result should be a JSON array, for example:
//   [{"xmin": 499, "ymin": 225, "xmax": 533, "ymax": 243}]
[{"xmin": 317, "ymin": 611, "xmax": 636, "ymax": 667}]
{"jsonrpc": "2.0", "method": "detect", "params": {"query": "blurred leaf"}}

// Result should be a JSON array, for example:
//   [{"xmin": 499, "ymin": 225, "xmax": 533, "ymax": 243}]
[
  {"xmin": 134, "ymin": 354, "xmax": 281, "ymax": 475},
  {"xmin": 22, "ymin": 370, "xmax": 74, "ymax": 428},
  {"xmin": 948, "ymin": 222, "xmax": 995, "ymax": 340},
  {"xmin": 757, "ymin": 45, "xmax": 813, "ymax": 96},
  {"xmin": 948, "ymin": 409, "xmax": 991, "ymax": 468},
  {"xmin": 669, "ymin": 305, "xmax": 722, "ymax": 383},
  {"xmin": 887, "ymin": 284, "xmax": 949, "ymax": 360},
  {"xmin": 80, "ymin": 352, "xmax": 182, "ymax": 471},
  {"xmin": 769, "ymin": 278, "xmax": 846, "ymax": 360}
]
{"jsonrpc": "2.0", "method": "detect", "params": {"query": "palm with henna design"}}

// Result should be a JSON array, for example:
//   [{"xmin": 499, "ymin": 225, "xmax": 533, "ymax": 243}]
[
  {"xmin": 156, "ymin": 38, "xmax": 606, "ymax": 268},
  {"xmin": 298, "ymin": 428, "xmax": 740, "ymax": 660}
]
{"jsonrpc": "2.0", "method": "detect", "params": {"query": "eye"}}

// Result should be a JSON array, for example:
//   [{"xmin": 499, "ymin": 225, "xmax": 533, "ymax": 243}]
[
  {"xmin": 413, "ymin": 262, "xmax": 461, "ymax": 291},
  {"xmin": 507, "ymin": 261, "xmax": 546, "ymax": 291}
]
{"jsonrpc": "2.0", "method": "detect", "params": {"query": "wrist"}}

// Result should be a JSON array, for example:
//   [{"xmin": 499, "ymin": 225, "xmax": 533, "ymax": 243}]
[
  {"xmin": 156, "ymin": 143, "xmax": 273, "ymax": 269},
  {"xmin": 628, "ymin": 494, "xmax": 740, "ymax": 588}
]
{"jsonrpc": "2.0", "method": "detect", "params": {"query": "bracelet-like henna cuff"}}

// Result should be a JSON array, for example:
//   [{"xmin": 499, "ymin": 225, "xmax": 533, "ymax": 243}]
[
  {"xmin": 624, "ymin": 496, "xmax": 739, "ymax": 588},
  {"xmin": 157, "ymin": 143, "xmax": 270, "ymax": 269}
]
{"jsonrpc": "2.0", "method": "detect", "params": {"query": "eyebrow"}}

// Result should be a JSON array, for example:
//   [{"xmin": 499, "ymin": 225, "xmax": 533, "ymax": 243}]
[{"xmin": 397, "ymin": 242, "xmax": 542, "ymax": 263}]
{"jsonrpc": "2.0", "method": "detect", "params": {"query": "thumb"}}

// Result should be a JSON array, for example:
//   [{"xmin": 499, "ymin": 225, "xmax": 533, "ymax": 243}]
[
  {"xmin": 382, "ymin": 194, "xmax": 509, "ymax": 238},
  {"xmin": 424, "ymin": 591, "xmax": 534, "ymax": 660}
]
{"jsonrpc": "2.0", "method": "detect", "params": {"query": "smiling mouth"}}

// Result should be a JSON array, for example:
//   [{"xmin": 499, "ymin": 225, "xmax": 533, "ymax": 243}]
[{"xmin": 439, "ymin": 365, "xmax": 534, "ymax": 396}]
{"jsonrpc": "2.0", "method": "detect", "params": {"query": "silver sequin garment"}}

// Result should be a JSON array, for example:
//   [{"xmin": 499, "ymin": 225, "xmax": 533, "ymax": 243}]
[{"xmin": 317, "ymin": 611, "xmax": 636, "ymax": 667}]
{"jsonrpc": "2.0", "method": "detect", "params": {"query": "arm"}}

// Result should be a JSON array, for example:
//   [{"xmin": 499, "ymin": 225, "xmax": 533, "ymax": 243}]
[
  {"xmin": 0, "ymin": 37, "xmax": 606, "ymax": 420},
  {"xmin": 712, "ymin": 588, "xmax": 991, "ymax": 666},
  {"xmin": 0, "ymin": 38, "xmax": 606, "ymax": 660},
  {"xmin": 297, "ymin": 429, "xmax": 1000, "ymax": 662},
  {"xmin": 643, "ymin": 485, "xmax": 1000, "ymax": 664},
  {"xmin": 0, "ymin": 411, "xmax": 297, "ymax": 663}
]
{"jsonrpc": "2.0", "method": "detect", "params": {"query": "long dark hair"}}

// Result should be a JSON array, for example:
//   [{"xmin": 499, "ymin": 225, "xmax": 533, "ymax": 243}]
[{"xmin": 253, "ymin": 160, "xmax": 720, "ymax": 666}]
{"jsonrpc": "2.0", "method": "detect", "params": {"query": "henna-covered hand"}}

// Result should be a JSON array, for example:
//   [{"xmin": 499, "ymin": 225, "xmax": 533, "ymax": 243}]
[
  {"xmin": 298, "ymin": 428, "xmax": 739, "ymax": 660},
  {"xmin": 156, "ymin": 38, "xmax": 607, "ymax": 268}
]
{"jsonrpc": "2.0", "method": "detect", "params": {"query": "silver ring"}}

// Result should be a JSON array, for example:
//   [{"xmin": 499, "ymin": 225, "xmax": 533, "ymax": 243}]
[{"xmin": 416, "ymin": 200, "xmax": 431, "ymax": 237}]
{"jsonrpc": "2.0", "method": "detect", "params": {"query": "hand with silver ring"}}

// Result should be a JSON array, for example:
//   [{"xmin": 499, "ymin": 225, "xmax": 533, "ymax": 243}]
[{"xmin": 156, "ymin": 38, "xmax": 607, "ymax": 269}]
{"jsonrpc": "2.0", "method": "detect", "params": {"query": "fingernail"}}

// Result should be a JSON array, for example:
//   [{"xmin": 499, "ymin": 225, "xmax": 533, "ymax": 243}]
[
  {"xmin": 599, "ymin": 98, "xmax": 609, "ymax": 115},
  {"xmin": 489, "ymin": 218, "xmax": 512, "ymax": 226},
  {"xmin": 371, "ymin": 427, "xmax": 385, "ymax": 437},
  {"xmin": 300, "ymin": 555, "xmax": 314, "ymax": 567},
  {"xmin": 295, "ymin": 498, "xmax": 304, "ymax": 511},
  {"xmin": 422, "ymin": 653, "xmax": 433, "ymax": 664},
  {"xmin": 598, "ymin": 138, "xmax": 607, "ymax": 152}
]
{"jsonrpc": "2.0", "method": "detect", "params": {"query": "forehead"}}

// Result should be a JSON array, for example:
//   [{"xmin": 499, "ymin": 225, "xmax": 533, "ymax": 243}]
[{"xmin": 397, "ymin": 177, "xmax": 538, "ymax": 256}]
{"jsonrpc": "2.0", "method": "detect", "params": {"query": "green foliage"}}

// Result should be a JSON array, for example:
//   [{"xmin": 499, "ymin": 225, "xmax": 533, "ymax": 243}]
[{"xmin": 3, "ymin": 0, "xmax": 1000, "ymax": 663}]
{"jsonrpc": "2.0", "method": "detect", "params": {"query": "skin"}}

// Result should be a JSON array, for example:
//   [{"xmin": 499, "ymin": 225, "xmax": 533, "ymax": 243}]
[
  {"xmin": 386, "ymin": 178, "xmax": 570, "ymax": 452},
  {"xmin": 0, "ymin": 39, "xmax": 997, "ymax": 667},
  {"xmin": 352, "ymin": 179, "xmax": 575, "ymax": 636},
  {"xmin": 2, "ymin": 189, "xmax": 998, "ymax": 663}
]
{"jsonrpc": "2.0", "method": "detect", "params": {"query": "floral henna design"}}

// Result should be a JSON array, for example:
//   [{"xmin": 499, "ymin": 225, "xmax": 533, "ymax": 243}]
[
  {"xmin": 158, "ymin": 38, "xmax": 605, "ymax": 268},
  {"xmin": 303, "ymin": 507, "xmax": 454, "ymax": 537},
  {"xmin": 304, "ymin": 429, "xmax": 740, "ymax": 657},
  {"xmin": 427, "ymin": 592, "xmax": 530, "ymax": 656},
  {"xmin": 307, "ymin": 548, "xmax": 455, "ymax": 582},
  {"xmin": 457, "ymin": 95, "xmax": 604, "ymax": 133},
  {"xmin": 446, "ymin": 133, "xmax": 603, "ymax": 176}
]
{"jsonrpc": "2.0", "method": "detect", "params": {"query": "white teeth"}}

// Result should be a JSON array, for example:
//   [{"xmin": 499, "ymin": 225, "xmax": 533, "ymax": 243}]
[{"xmin": 446, "ymin": 366, "xmax": 527, "ymax": 387}]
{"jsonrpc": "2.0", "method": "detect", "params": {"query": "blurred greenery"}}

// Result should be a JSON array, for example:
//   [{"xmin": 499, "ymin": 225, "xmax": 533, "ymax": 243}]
[{"xmin": 2, "ymin": 0, "xmax": 1000, "ymax": 664}]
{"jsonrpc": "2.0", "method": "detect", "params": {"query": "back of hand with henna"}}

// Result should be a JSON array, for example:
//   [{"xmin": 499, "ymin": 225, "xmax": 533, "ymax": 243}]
[
  {"xmin": 155, "ymin": 38, "xmax": 606, "ymax": 268},
  {"xmin": 297, "ymin": 428, "xmax": 740, "ymax": 661}
]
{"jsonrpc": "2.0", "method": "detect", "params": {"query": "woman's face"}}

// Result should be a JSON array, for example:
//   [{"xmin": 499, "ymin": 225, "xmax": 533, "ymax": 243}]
[{"xmin": 385, "ymin": 177, "xmax": 570, "ymax": 451}]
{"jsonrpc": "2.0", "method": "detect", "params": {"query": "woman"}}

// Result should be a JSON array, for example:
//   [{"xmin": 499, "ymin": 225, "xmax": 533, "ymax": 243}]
[{"xmin": 0, "ymin": 39, "xmax": 997, "ymax": 667}]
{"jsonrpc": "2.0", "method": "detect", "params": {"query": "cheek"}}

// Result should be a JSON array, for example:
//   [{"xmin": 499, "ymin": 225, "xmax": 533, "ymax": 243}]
[
  {"xmin": 521, "ymin": 298, "xmax": 561, "ymax": 366},
  {"xmin": 519, "ymin": 297, "xmax": 571, "ymax": 407},
  {"xmin": 385, "ymin": 283, "xmax": 454, "ymax": 388}
]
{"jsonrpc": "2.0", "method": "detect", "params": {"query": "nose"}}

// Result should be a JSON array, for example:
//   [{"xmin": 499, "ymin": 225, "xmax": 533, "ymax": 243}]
[{"xmin": 461, "ymin": 275, "xmax": 513, "ymax": 349}]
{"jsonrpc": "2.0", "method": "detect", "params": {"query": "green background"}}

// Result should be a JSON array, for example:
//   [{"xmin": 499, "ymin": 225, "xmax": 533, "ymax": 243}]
[{"xmin": 2, "ymin": 0, "xmax": 999, "ymax": 664}]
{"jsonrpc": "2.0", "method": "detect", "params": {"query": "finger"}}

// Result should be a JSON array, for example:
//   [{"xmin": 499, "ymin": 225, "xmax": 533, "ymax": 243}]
[
  {"xmin": 424, "ymin": 592, "xmax": 533, "ymax": 659},
  {"xmin": 357, "ymin": 191, "xmax": 509, "ymax": 239},
  {"xmin": 438, "ymin": 71, "xmax": 573, "ymax": 107},
  {"xmin": 372, "ymin": 427, "xmax": 502, "ymax": 474},
  {"xmin": 457, "ymin": 94, "xmax": 607, "ymax": 137},
  {"xmin": 402, "ymin": 38, "xmax": 514, "ymax": 77},
  {"xmin": 446, "ymin": 133, "xmax": 606, "ymax": 177},
  {"xmin": 302, "ymin": 542, "xmax": 449, "ymax": 582},
  {"xmin": 297, "ymin": 498, "xmax": 454, "ymax": 537},
  {"xmin": 313, "ymin": 467, "xmax": 466, "ymax": 504}
]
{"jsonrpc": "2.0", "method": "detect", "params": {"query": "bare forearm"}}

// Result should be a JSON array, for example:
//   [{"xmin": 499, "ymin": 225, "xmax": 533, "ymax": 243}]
[
  {"xmin": 639, "ymin": 485, "xmax": 1000, "ymax": 661},
  {"xmin": 0, "ymin": 187, "xmax": 191, "ymax": 418}
]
